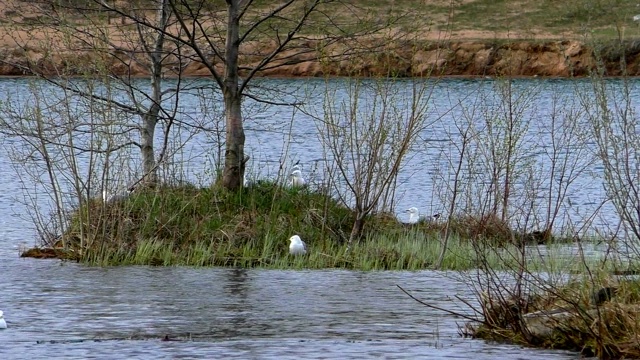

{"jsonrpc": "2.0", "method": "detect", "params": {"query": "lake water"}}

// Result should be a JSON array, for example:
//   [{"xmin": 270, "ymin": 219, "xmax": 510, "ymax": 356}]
[
  {"xmin": 0, "ymin": 257, "xmax": 582, "ymax": 359},
  {"xmin": 0, "ymin": 76, "xmax": 627, "ymax": 358}
]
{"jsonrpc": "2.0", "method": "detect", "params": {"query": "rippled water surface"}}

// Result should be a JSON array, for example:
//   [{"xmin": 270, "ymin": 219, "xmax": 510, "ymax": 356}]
[{"xmin": 0, "ymin": 259, "xmax": 581, "ymax": 359}]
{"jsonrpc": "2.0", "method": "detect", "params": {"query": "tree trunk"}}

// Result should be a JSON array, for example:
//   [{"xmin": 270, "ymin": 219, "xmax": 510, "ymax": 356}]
[
  {"xmin": 222, "ymin": 93, "xmax": 245, "ymax": 190},
  {"xmin": 221, "ymin": 0, "xmax": 245, "ymax": 190},
  {"xmin": 348, "ymin": 214, "xmax": 365, "ymax": 246},
  {"xmin": 140, "ymin": 0, "xmax": 169, "ymax": 185},
  {"xmin": 141, "ymin": 103, "xmax": 159, "ymax": 184}
]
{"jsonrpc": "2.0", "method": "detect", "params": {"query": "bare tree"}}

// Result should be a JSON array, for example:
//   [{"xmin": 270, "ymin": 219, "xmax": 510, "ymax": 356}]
[
  {"xmin": 583, "ymin": 76, "xmax": 640, "ymax": 254},
  {"xmin": 536, "ymin": 92, "xmax": 594, "ymax": 238},
  {"xmin": 3, "ymin": 0, "xmax": 191, "ymax": 188},
  {"xmin": 435, "ymin": 99, "xmax": 475, "ymax": 269},
  {"xmin": 0, "ymin": 0, "xmax": 209, "ymax": 247},
  {"xmin": 313, "ymin": 79, "xmax": 432, "ymax": 244},
  {"xmin": 461, "ymin": 80, "xmax": 536, "ymax": 228},
  {"xmin": 164, "ymin": 0, "xmax": 405, "ymax": 189},
  {"xmin": 0, "ymin": 83, "xmax": 138, "ymax": 247},
  {"xmin": 7, "ymin": 0, "xmax": 410, "ymax": 192}
]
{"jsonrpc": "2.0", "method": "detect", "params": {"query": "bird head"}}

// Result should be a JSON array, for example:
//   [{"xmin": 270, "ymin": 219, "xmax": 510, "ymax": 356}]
[{"xmin": 405, "ymin": 207, "xmax": 419, "ymax": 215}]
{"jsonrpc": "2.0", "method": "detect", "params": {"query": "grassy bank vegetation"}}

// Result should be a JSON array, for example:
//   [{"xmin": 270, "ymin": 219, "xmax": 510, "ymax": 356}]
[{"xmin": 20, "ymin": 181, "xmax": 632, "ymax": 273}]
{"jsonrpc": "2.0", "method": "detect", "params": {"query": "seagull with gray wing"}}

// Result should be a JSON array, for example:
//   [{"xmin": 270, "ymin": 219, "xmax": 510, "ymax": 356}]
[{"xmin": 288, "ymin": 235, "xmax": 307, "ymax": 255}]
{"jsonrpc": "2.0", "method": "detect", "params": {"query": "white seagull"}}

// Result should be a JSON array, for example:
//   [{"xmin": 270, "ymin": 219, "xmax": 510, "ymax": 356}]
[
  {"xmin": 0, "ymin": 310, "xmax": 7, "ymax": 329},
  {"xmin": 290, "ymin": 169, "xmax": 306, "ymax": 187},
  {"xmin": 288, "ymin": 235, "xmax": 307, "ymax": 255},
  {"xmin": 405, "ymin": 207, "xmax": 420, "ymax": 224},
  {"xmin": 102, "ymin": 189, "xmax": 131, "ymax": 204}
]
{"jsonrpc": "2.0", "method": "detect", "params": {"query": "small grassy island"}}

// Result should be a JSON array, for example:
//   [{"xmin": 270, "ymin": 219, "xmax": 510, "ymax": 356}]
[{"xmin": 22, "ymin": 181, "xmax": 546, "ymax": 269}]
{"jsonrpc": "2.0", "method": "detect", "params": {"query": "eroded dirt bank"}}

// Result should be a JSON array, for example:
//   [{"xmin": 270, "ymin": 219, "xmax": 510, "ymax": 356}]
[{"xmin": 1, "ymin": 39, "xmax": 639, "ymax": 78}]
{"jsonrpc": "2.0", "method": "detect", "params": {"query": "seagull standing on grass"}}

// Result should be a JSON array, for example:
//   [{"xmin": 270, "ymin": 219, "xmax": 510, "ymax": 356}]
[
  {"xmin": 290, "ymin": 169, "xmax": 306, "ymax": 188},
  {"xmin": 102, "ymin": 189, "xmax": 131, "ymax": 204},
  {"xmin": 0, "ymin": 310, "xmax": 7, "ymax": 329},
  {"xmin": 405, "ymin": 207, "xmax": 420, "ymax": 224},
  {"xmin": 288, "ymin": 235, "xmax": 307, "ymax": 255}
]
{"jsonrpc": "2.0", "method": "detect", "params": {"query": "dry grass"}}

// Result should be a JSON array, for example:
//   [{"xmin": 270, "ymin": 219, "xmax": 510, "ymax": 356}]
[
  {"xmin": 1, "ymin": 0, "xmax": 640, "ymax": 42},
  {"xmin": 467, "ymin": 279, "xmax": 640, "ymax": 359}
]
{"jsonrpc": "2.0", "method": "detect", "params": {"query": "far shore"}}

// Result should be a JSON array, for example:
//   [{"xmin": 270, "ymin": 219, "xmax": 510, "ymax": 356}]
[{"xmin": 2, "ymin": 39, "xmax": 640, "ymax": 79}]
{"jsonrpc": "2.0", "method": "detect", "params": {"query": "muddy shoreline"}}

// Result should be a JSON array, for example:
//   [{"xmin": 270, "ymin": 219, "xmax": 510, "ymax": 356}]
[{"xmin": 2, "ymin": 39, "xmax": 640, "ymax": 78}]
